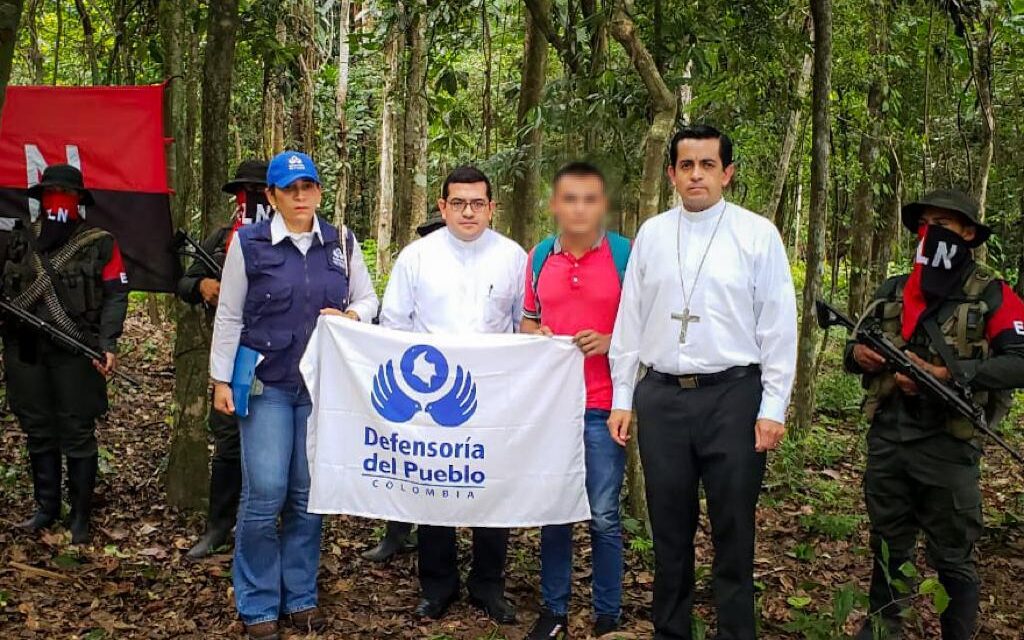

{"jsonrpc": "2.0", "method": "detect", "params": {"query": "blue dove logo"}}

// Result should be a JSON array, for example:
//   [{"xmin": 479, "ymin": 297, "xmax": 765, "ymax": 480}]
[{"xmin": 371, "ymin": 345, "xmax": 478, "ymax": 427}]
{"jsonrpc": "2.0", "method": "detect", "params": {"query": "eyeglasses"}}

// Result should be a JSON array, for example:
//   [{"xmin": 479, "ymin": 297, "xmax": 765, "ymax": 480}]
[{"xmin": 446, "ymin": 198, "xmax": 490, "ymax": 213}]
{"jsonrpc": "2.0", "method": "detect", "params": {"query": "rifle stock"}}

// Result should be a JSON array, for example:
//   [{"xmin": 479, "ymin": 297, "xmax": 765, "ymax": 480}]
[
  {"xmin": 173, "ymin": 230, "xmax": 222, "ymax": 277},
  {"xmin": 817, "ymin": 298, "xmax": 1024, "ymax": 464},
  {"xmin": 0, "ymin": 298, "xmax": 142, "ymax": 387}
]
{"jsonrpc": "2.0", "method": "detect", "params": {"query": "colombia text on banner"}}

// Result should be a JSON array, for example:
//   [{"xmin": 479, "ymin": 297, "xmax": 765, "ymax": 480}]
[
  {"xmin": 0, "ymin": 84, "xmax": 176, "ymax": 292},
  {"xmin": 300, "ymin": 318, "xmax": 590, "ymax": 527}
]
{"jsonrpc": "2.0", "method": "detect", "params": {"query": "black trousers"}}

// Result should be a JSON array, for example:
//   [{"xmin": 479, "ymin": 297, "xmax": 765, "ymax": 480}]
[
  {"xmin": 3, "ymin": 337, "xmax": 107, "ymax": 457},
  {"xmin": 635, "ymin": 371, "xmax": 766, "ymax": 640},
  {"xmin": 208, "ymin": 400, "xmax": 240, "ymax": 463},
  {"xmin": 417, "ymin": 525, "xmax": 509, "ymax": 601}
]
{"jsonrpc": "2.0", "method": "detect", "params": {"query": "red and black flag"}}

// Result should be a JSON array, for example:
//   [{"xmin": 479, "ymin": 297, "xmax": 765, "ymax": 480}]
[{"xmin": 0, "ymin": 84, "xmax": 177, "ymax": 292}]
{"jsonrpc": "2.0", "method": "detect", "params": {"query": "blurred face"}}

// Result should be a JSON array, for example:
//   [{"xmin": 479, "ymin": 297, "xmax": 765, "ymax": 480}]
[
  {"xmin": 667, "ymin": 137, "xmax": 734, "ymax": 212},
  {"xmin": 550, "ymin": 174, "xmax": 607, "ymax": 236},
  {"xmin": 439, "ymin": 181, "xmax": 494, "ymax": 242},
  {"xmin": 920, "ymin": 207, "xmax": 976, "ymax": 243},
  {"xmin": 266, "ymin": 179, "xmax": 321, "ymax": 228}
]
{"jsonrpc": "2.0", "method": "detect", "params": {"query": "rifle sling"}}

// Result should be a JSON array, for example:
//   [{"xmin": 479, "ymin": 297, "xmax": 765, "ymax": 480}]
[{"xmin": 921, "ymin": 315, "xmax": 970, "ymax": 388}]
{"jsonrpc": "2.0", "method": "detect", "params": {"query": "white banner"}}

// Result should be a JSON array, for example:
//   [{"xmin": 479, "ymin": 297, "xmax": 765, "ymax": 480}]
[{"xmin": 300, "ymin": 318, "xmax": 589, "ymax": 527}]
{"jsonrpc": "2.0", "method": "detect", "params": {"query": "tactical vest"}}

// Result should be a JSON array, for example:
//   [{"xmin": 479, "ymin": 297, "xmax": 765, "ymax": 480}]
[
  {"xmin": 863, "ymin": 265, "xmax": 1009, "ymax": 439},
  {"xmin": 1, "ymin": 224, "xmax": 111, "ymax": 345}
]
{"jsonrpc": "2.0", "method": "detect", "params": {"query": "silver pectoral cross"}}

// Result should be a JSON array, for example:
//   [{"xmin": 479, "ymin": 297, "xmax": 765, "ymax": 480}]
[{"xmin": 671, "ymin": 308, "xmax": 700, "ymax": 344}]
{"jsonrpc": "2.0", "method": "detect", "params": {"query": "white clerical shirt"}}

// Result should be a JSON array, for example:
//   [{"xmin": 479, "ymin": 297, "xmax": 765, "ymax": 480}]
[
  {"xmin": 380, "ymin": 227, "xmax": 527, "ymax": 334},
  {"xmin": 609, "ymin": 198, "xmax": 798, "ymax": 423}
]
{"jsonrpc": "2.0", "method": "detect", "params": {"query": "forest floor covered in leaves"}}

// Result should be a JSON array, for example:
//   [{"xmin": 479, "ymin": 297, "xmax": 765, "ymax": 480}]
[{"xmin": 1, "ymin": 312, "xmax": 1023, "ymax": 639}]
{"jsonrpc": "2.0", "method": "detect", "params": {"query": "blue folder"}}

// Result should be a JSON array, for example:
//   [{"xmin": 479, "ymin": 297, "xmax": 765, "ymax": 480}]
[{"xmin": 231, "ymin": 345, "xmax": 263, "ymax": 418}]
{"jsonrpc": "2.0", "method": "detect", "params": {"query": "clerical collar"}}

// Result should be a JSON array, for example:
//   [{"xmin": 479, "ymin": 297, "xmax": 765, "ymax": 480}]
[
  {"xmin": 680, "ymin": 198, "xmax": 727, "ymax": 223},
  {"xmin": 443, "ymin": 227, "xmax": 490, "ymax": 250}
]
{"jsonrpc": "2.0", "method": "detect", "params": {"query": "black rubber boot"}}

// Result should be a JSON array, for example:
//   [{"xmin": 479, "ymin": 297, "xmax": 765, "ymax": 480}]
[
  {"xmin": 938, "ymin": 575, "xmax": 979, "ymax": 640},
  {"xmin": 361, "ymin": 521, "xmax": 416, "ymax": 562},
  {"xmin": 856, "ymin": 556, "xmax": 907, "ymax": 639},
  {"xmin": 66, "ymin": 454, "xmax": 98, "ymax": 544},
  {"xmin": 16, "ymin": 450, "xmax": 62, "ymax": 531},
  {"xmin": 187, "ymin": 458, "xmax": 242, "ymax": 560}
]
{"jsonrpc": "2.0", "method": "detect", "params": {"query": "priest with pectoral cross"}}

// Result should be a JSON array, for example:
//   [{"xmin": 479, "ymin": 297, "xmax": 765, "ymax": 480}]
[{"xmin": 608, "ymin": 125, "xmax": 798, "ymax": 640}]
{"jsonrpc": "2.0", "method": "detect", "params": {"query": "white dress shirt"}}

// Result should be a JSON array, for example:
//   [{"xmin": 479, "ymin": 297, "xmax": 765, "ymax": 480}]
[
  {"xmin": 210, "ymin": 214, "xmax": 379, "ymax": 382},
  {"xmin": 380, "ymin": 227, "xmax": 527, "ymax": 334},
  {"xmin": 609, "ymin": 199, "xmax": 798, "ymax": 423}
]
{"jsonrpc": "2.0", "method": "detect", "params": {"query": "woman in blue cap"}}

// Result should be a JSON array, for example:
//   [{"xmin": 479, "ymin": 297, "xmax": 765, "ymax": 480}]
[{"xmin": 210, "ymin": 151, "xmax": 379, "ymax": 640}]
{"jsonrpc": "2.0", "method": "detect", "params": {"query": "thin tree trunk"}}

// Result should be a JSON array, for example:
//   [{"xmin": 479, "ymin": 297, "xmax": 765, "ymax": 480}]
[
  {"xmin": 607, "ymin": 1, "xmax": 678, "ymax": 526},
  {"xmin": 481, "ymin": 0, "xmax": 493, "ymax": 157},
  {"xmin": 509, "ymin": 0, "xmax": 549, "ymax": 247},
  {"xmin": 376, "ymin": 20, "xmax": 401, "ymax": 276},
  {"xmin": 0, "ymin": 0, "xmax": 22, "ymax": 115},
  {"xmin": 72, "ymin": 0, "xmax": 99, "ymax": 84},
  {"xmin": 26, "ymin": 0, "xmax": 44, "ymax": 84},
  {"xmin": 970, "ymin": 21, "xmax": 995, "ymax": 264},
  {"xmin": 333, "ymin": 0, "xmax": 351, "ymax": 228},
  {"xmin": 397, "ymin": 0, "xmax": 428, "ymax": 249},
  {"xmin": 848, "ymin": 80, "xmax": 884, "ymax": 315},
  {"xmin": 200, "ymin": 0, "xmax": 239, "ymax": 234},
  {"xmin": 51, "ymin": 0, "xmax": 61, "ymax": 84},
  {"xmin": 608, "ymin": 2, "xmax": 677, "ymax": 227},
  {"xmin": 160, "ymin": 0, "xmax": 209, "ymax": 512},
  {"xmin": 793, "ymin": 0, "xmax": 832, "ymax": 435},
  {"xmin": 870, "ymin": 150, "xmax": 900, "ymax": 292},
  {"xmin": 291, "ymin": 0, "xmax": 317, "ymax": 154},
  {"xmin": 272, "ymin": 14, "xmax": 287, "ymax": 153},
  {"xmin": 768, "ymin": 20, "xmax": 812, "ymax": 225}
]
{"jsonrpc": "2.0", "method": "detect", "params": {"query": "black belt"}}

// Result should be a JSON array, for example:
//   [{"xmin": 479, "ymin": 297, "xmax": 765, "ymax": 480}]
[{"xmin": 647, "ymin": 364, "xmax": 760, "ymax": 390}]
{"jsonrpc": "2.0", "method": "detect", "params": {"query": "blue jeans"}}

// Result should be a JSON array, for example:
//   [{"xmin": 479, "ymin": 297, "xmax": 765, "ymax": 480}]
[
  {"xmin": 233, "ymin": 384, "xmax": 322, "ymax": 625},
  {"xmin": 540, "ymin": 408, "xmax": 626, "ymax": 618}
]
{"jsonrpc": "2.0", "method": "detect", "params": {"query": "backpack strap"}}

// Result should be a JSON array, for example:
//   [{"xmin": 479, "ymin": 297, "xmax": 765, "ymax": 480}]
[
  {"xmin": 606, "ymin": 231, "xmax": 632, "ymax": 284},
  {"xmin": 529, "ymin": 235, "xmax": 558, "ymax": 318}
]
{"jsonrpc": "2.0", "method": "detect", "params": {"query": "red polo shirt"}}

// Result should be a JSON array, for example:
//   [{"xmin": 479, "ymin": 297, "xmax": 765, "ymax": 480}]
[{"xmin": 523, "ymin": 236, "xmax": 624, "ymax": 410}]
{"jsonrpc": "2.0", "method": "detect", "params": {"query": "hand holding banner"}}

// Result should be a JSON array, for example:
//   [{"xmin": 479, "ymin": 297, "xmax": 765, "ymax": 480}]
[{"xmin": 300, "ymin": 318, "xmax": 590, "ymax": 528}]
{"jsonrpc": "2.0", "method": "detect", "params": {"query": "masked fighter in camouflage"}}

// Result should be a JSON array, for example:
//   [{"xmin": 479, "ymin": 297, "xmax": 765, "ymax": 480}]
[
  {"xmin": 846, "ymin": 189, "xmax": 1024, "ymax": 640},
  {"xmin": 2, "ymin": 164, "xmax": 129, "ymax": 545}
]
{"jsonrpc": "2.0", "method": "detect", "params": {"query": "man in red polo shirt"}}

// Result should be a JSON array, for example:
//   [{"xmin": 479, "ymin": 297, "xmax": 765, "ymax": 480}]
[{"xmin": 522, "ymin": 162, "xmax": 631, "ymax": 639}]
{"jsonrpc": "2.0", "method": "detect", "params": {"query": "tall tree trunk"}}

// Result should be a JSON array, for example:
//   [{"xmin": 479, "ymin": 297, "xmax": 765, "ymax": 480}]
[
  {"xmin": 509, "ymin": 0, "xmax": 549, "ymax": 247},
  {"xmin": 0, "ymin": 0, "xmax": 22, "ymax": 114},
  {"xmin": 26, "ymin": 0, "xmax": 44, "ymax": 84},
  {"xmin": 332, "ymin": 0, "xmax": 351, "ymax": 228},
  {"xmin": 970, "ymin": 19, "xmax": 995, "ymax": 264},
  {"xmin": 481, "ymin": 0, "xmax": 493, "ymax": 156},
  {"xmin": 793, "ymin": 0, "xmax": 832, "ymax": 435},
  {"xmin": 768, "ymin": 18, "xmax": 812, "ymax": 225},
  {"xmin": 160, "ymin": 0, "xmax": 208, "ymax": 512},
  {"xmin": 291, "ymin": 0, "xmax": 317, "ymax": 154},
  {"xmin": 608, "ymin": 2, "xmax": 677, "ymax": 227},
  {"xmin": 271, "ymin": 14, "xmax": 287, "ymax": 153},
  {"xmin": 201, "ymin": 0, "xmax": 239, "ymax": 233},
  {"xmin": 870, "ymin": 151, "xmax": 900, "ymax": 292},
  {"xmin": 848, "ymin": 75, "xmax": 885, "ymax": 314},
  {"xmin": 607, "ymin": 1, "xmax": 678, "ymax": 526},
  {"xmin": 51, "ymin": 0, "xmax": 61, "ymax": 84},
  {"xmin": 396, "ymin": 0, "xmax": 428, "ymax": 249},
  {"xmin": 376, "ymin": 20, "xmax": 402, "ymax": 276},
  {"xmin": 72, "ymin": 0, "xmax": 99, "ymax": 84}
]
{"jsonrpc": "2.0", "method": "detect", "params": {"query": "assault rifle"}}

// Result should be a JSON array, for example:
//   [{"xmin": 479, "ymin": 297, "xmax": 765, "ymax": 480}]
[
  {"xmin": 173, "ymin": 230, "xmax": 221, "ymax": 277},
  {"xmin": 816, "ymin": 299, "xmax": 1024, "ymax": 464},
  {"xmin": 0, "ymin": 297, "xmax": 142, "ymax": 387}
]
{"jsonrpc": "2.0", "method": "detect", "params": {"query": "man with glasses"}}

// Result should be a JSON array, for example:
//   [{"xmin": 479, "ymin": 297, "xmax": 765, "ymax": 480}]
[{"xmin": 380, "ymin": 165, "xmax": 527, "ymax": 624}]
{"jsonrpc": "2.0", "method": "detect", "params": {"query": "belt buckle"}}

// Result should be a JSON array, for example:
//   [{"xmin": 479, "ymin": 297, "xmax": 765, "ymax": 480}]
[{"xmin": 677, "ymin": 375, "xmax": 699, "ymax": 390}]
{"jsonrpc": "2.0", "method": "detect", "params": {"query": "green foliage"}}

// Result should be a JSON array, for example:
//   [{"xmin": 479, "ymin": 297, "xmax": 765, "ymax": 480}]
[
  {"xmin": 799, "ymin": 512, "xmax": 864, "ymax": 540},
  {"xmin": 782, "ymin": 583, "xmax": 865, "ymax": 640}
]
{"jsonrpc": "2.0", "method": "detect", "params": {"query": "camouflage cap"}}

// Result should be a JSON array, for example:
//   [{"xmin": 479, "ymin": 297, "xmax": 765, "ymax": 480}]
[{"xmin": 901, "ymin": 188, "xmax": 991, "ymax": 247}]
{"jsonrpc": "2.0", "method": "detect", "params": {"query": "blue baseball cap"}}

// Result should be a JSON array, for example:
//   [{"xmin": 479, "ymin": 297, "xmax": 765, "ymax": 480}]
[{"xmin": 266, "ymin": 151, "xmax": 320, "ymax": 189}]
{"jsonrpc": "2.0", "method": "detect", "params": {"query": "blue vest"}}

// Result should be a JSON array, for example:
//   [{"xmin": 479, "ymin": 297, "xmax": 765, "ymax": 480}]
[{"xmin": 238, "ymin": 216, "xmax": 351, "ymax": 388}]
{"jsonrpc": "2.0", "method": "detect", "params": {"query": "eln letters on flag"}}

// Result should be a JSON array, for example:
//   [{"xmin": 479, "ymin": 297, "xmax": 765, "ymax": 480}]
[
  {"xmin": 0, "ymin": 84, "xmax": 176, "ymax": 292},
  {"xmin": 300, "ymin": 318, "xmax": 590, "ymax": 528}
]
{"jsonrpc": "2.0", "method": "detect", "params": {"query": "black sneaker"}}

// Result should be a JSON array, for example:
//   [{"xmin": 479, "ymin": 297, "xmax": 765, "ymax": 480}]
[
  {"xmin": 593, "ymin": 615, "xmax": 619, "ymax": 637},
  {"xmin": 526, "ymin": 607, "xmax": 568, "ymax": 639}
]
